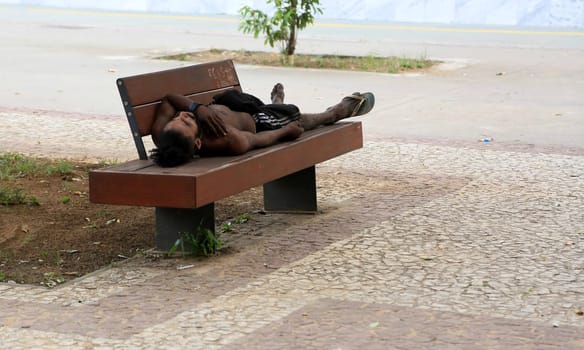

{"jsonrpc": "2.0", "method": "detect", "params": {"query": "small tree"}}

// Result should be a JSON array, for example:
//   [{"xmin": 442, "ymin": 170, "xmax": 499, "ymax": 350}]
[{"xmin": 239, "ymin": 0, "xmax": 323, "ymax": 57}]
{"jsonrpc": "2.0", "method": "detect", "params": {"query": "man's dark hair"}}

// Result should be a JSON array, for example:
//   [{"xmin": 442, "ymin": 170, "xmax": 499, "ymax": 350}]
[{"xmin": 150, "ymin": 129, "xmax": 195, "ymax": 167}]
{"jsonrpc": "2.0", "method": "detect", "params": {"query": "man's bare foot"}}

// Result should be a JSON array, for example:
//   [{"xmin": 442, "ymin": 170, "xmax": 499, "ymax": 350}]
[
  {"xmin": 324, "ymin": 96, "xmax": 359, "ymax": 122},
  {"xmin": 280, "ymin": 121, "xmax": 304, "ymax": 141},
  {"xmin": 271, "ymin": 83, "xmax": 285, "ymax": 104},
  {"xmin": 328, "ymin": 92, "xmax": 375, "ymax": 122}
]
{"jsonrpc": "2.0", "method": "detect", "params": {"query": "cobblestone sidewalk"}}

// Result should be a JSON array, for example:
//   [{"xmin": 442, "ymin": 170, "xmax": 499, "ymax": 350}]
[{"xmin": 0, "ymin": 110, "xmax": 583, "ymax": 349}]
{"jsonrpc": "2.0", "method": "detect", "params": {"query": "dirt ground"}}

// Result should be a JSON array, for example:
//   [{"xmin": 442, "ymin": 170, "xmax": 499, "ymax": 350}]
[{"xmin": 0, "ymin": 160, "xmax": 263, "ymax": 287}]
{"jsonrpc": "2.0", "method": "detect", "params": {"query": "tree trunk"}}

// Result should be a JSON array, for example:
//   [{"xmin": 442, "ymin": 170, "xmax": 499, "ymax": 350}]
[
  {"xmin": 286, "ymin": 0, "xmax": 298, "ymax": 56},
  {"xmin": 287, "ymin": 24, "xmax": 297, "ymax": 56}
]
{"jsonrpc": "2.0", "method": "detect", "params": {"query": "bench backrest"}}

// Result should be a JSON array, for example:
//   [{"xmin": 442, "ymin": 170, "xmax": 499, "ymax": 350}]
[{"xmin": 116, "ymin": 59, "xmax": 241, "ymax": 160}]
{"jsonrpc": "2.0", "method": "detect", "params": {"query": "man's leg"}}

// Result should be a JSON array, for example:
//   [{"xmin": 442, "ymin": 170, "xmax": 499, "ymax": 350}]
[
  {"xmin": 271, "ymin": 83, "xmax": 372, "ymax": 131},
  {"xmin": 299, "ymin": 94, "xmax": 372, "ymax": 130},
  {"xmin": 264, "ymin": 85, "xmax": 316, "ymax": 212},
  {"xmin": 271, "ymin": 83, "xmax": 285, "ymax": 104}
]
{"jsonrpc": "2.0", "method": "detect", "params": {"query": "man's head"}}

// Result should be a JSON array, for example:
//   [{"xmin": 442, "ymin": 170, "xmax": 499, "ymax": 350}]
[{"xmin": 150, "ymin": 111, "xmax": 202, "ymax": 167}]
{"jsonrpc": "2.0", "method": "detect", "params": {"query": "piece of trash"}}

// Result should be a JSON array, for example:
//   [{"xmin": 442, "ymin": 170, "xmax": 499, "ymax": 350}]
[
  {"xmin": 552, "ymin": 321, "xmax": 560, "ymax": 328},
  {"xmin": 41, "ymin": 272, "xmax": 65, "ymax": 288},
  {"xmin": 105, "ymin": 218, "xmax": 120, "ymax": 225},
  {"xmin": 496, "ymin": 72, "xmax": 506, "ymax": 76},
  {"xmin": 92, "ymin": 241, "xmax": 101, "ymax": 245},
  {"xmin": 177, "ymin": 265, "xmax": 194, "ymax": 270},
  {"xmin": 479, "ymin": 137, "xmax": 494, "ymax": 143},
  {"xmin": 369, "ymin": 321, "xmax": 380, "ymax": 328},
  {"xmin": 108, "ymin": 68, "xmax": 118, "ymax": 73},
  {"xmin": 575, "ymin": 310, "xmax": 583, "ymax": 316},
  {"xmin": 60, "ymin": 249, "xmax": 79, "ymax": 254},
  {"xmin": 84, "ymin": 217, "xmax": 91, "ymax": 222},
  {"xmin": 117, "ymin": 254, "xmax": 129, "ymax": 259}
]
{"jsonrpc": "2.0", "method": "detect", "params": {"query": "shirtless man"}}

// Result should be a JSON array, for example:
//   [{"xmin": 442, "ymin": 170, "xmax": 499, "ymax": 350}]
[{"xmin": 150, "ymin": 84, "xmax": 374, "ymax": 167}]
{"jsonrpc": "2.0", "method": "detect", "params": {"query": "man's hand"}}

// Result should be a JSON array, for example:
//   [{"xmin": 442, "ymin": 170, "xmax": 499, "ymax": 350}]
[{"xmin": 196, "ymin": 105, "xmax": 228, "ymax": 136}]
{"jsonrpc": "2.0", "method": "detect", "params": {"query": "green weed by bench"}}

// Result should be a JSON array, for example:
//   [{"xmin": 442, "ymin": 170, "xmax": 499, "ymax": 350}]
[{"xmin": 168, "ymin": 227, "xmax": 223, "ymax": 257}]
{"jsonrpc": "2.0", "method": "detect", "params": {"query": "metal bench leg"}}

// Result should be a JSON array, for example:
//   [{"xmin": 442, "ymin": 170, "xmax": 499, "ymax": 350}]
[
  {"xmin": 155, "ymin": 203, "xmax": 215, "ymax": 251},
  {"xmin": 263, "ymin": 166, "xmax": 317, "ymax": 212}
]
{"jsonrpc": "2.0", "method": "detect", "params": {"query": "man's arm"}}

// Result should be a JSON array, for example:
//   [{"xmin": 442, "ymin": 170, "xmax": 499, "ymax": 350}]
[
  {"xmin": 165, "ymin": 93, "xmax": 228, "ymax": 136},
  {"xmin": 151, "ymin": 96, "xmax": 177, "ymax": 146},
  {"xmin": 152, "ymin": 94, "xmax": 229, "ymax": 147},
  {"xmin": 164, "ymin": 93, "xmax": 194, "ymax": 111}
]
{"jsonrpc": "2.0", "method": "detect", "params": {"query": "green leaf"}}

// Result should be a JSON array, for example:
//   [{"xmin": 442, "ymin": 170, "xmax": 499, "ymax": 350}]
[
  {"xmin": 167, "ymin": 238, "xmax": 181, "ymax": 257},
  {"xmin": 237, "ymin": 0, "xmax": 322, "ymax": 55}
]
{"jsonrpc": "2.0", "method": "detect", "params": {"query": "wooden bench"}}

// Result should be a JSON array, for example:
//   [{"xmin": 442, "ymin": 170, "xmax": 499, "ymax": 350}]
[{"xmin": 89, "ymin": 60, "xmax": 363, "ymax": 250}]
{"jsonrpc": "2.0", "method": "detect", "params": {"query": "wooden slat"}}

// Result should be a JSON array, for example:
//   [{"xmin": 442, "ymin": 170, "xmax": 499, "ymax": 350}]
[
  {"xmin": 89, "ymin": 122, "xmax": 363, "ymax": 208},
  {"xmin": 119, "ymin": 60, "xmax": 240, "ymax": 106},
  {"xmin": 89, "ymin": 172, "xmax": 197, "ymax": 208}
]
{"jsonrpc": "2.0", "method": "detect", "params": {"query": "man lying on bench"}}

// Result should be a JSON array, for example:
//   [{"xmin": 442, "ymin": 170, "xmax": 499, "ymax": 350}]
[{"xmin": 150, "ymin": 83, "xmax": 375, "ymax": 167}]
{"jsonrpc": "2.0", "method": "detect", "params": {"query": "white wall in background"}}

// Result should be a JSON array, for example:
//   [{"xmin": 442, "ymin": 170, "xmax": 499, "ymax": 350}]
[{"xmin": 2, "ymin": 0, "xmax": 583, "ymax": 28}]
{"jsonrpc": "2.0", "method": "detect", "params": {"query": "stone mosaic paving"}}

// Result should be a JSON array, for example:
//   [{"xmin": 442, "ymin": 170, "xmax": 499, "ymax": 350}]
[{"xmin": 0, "ymin": 110, "xmax": 583, "ymax": 348}]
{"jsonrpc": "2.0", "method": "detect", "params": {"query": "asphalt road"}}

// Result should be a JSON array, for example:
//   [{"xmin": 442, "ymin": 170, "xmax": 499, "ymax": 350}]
[{"xmin": 1, "ymin": 5, "xmax": 583, "ymax": 149}]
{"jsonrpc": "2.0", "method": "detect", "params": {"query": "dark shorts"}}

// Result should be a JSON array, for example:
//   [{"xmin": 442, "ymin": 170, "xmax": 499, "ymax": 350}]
[
  {"xmin": 212, "ymin": 89, "xmax": 300, "ymax": 131},
  {"xmin": 251, "ymin": 106, "xmax": 300, "ymax": 131}
]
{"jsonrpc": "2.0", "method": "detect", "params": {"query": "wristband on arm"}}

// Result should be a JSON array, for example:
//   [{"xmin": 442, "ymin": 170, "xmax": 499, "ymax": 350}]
[{"xmin": 188, "ymin": 102, "xmax": 202, "ymax": 114}]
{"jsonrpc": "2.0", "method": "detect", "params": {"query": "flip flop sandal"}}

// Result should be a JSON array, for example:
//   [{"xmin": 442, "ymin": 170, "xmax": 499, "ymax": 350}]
[{"xmin": 348, "ymin": 92, "xmax": 375, "ymax": 117}]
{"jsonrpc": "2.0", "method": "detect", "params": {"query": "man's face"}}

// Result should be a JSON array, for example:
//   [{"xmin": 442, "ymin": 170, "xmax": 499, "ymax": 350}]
[{"xmin": 163, "ymin": 111, "xmax": 202, "ymax": 149}]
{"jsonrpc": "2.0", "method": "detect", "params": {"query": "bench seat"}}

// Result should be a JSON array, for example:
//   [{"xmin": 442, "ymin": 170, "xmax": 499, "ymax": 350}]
[{"xmin": 90, "ymin": 122, "xmax": 361, "ymax": 209}]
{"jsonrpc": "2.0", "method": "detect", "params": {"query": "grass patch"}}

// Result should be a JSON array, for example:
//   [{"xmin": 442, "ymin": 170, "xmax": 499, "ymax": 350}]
[
  {"xmin": 0, "ymin": 153, "xmax": 76, "ymax": 179},
  {"xmin": 0, "ymin": 186, "xmax": 38, "ymax": 206},
  {"xmin": 161, "ymin": 49, "xmax": 435, "ymax": 74},
  {"xmin": 0, "ymin": 153, "xmax": 81, "ymax": 206},
  {"xmin": 0, "ymin": 153, "xmax": 43, "ymax": 180},
  {"xmin": 46, "ymin": 161, "xmax": 74, "ymax": 176}
]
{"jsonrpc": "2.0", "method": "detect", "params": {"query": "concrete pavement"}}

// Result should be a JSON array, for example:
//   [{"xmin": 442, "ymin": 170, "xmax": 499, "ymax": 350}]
[
  {"xmin": 0, "ymin": 5, "xmax": 583, "ymax": 349},
  {"xmin": 1, "ymin": 5, "xmax": 583, "ymax": 149}
]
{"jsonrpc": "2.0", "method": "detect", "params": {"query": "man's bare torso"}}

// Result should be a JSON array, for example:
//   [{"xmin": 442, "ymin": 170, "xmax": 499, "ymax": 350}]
[
  {"xmin": 197, "ymin": 105, "xmax": 256, "ymax": 156},
  {"xmin": 207, "ymin": 105, "xmax": 256, "ymax": 133}
]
